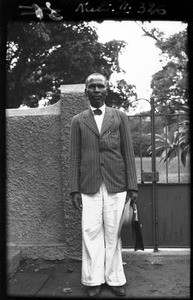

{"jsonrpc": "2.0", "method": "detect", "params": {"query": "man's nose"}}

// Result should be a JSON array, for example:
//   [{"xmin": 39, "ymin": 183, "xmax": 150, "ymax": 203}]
[{"xmin": 94, "ymin": 86, "xmax": 99, "ymax": 91}]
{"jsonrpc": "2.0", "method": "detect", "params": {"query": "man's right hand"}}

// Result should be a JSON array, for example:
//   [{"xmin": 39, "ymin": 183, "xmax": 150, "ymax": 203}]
[{"xmin": 71, "ymin": 192, "xmax": 82, "ymax": 211}]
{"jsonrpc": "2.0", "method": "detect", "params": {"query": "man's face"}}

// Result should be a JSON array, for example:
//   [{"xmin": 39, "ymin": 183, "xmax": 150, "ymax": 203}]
[{"xmin": 85, "ymin": 75, "xmax": 108, "ymax": 108}]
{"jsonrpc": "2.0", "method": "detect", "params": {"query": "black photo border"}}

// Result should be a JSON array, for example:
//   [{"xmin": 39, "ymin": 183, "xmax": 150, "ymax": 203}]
[{"xmin": 0, "ymin": 0, "xmax": 192, "ymax": 298}]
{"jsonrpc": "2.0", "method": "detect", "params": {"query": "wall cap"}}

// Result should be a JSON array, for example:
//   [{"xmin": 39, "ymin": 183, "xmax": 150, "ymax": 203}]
[
  {"xmin": 60, "ymin": 84, "xmax": 85, "ymax": 94},
  {"xmin": 6, "ymin": 100, "xmax": 60, "ymax": 117}
]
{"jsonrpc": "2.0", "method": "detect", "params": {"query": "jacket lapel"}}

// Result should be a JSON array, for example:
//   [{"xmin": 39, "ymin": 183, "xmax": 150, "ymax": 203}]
[
  {"xmin": 83, "ymin": 108, "xmax": 100, "ymax": 136},
  {"xmin": 83, "ymin": 106, "xmax": 115, "ymax": 137},
  {"xmin": 100, "ymin": 106, "xmax": 114, "ymax": 136}
]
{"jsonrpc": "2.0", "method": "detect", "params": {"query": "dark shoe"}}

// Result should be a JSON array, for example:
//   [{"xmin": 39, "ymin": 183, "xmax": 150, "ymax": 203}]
[
  {"xmin": 110, "ymin": 285, "xmax": 126, "ymax": 296},
  {"xmin": 86, "ymin": 285, "xmax": 101, "ymax": 297}
]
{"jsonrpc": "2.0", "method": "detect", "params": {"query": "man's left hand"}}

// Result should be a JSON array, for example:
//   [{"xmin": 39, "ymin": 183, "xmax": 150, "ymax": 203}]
[{"xmin": 126, "ymin": 190, "xmax": 138, "ymax": 205}]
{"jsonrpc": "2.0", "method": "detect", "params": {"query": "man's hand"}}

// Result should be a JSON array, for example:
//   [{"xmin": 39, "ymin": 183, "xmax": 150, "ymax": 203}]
[
  {"xmin": 71, "ymin": 192, "xmax": 82, "ymax": 211},
  {"xmin": 126, "ymin": 190, "xmax": 138, "ymax": 205}
]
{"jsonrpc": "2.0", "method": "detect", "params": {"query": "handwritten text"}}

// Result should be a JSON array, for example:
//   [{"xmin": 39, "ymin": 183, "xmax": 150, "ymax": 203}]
[{"xmin": 75, "ymin": 1, "xmax": 166, "ymax": 16}]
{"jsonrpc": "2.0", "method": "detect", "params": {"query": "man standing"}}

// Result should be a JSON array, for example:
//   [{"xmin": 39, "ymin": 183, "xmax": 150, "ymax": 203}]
[{"xmin": 69, "ymin": 73, "xmax": 138, "ymax": 297}]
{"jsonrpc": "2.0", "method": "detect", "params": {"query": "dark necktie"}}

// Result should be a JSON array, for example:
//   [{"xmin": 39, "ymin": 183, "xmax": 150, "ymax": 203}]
[{"xmin": 93, "ymin": 108, "xmax": 102, "ymax": 115}]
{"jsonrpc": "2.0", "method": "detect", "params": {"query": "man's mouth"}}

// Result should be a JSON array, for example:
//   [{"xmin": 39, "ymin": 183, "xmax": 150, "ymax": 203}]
[{"xmin": 93, "ymin": 95, "xmax": 101, "ymax": 99}]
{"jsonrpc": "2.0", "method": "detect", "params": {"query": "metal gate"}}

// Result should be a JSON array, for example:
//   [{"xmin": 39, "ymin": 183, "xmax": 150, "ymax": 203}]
[{"xmin": 121, "ymin": 98, "xmax": 190, "ymax": 250}]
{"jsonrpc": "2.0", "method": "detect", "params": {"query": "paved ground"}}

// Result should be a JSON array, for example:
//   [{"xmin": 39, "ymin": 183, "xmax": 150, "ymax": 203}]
[{"xmin": 7, "ymin": 249, "xmax": 190, "ymax": 298}]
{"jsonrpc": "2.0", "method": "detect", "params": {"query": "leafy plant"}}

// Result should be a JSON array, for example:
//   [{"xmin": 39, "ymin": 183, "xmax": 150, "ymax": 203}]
[{"xmin": 147, "ymin": 118, "xmax": 189, "ymax": 166}]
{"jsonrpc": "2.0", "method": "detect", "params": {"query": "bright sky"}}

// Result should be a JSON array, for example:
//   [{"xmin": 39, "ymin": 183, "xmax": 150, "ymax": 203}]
[{"xmin": 90, "ymin": 20, "xmax": 187, "ymax": 113}]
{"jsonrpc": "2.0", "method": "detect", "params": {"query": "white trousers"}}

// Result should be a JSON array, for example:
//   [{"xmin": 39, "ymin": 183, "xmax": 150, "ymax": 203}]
[{"xmin": 81, "ymin": 182, "xmax": 127, "ymax": 286}]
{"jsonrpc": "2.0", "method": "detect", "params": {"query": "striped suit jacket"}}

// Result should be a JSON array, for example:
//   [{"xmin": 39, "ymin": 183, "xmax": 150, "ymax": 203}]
[{"xmin": 69, "ymin": 106, "xmax": 138, "ymax": 194}]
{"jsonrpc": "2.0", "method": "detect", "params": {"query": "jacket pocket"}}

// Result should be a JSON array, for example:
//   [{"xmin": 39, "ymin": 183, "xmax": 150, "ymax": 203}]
[{"xmin": 101, "ymin": 132, "xmax": 120, "ymax": 150}]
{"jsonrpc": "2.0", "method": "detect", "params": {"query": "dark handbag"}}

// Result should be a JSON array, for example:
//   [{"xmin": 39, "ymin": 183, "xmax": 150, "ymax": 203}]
[
  {"xmin": 118, "ymin": 198, "xmax": 133, "ymax": 237},
  {"xmin": 131, "ymin": 203, "xmax": 144, "ymax": 251}
]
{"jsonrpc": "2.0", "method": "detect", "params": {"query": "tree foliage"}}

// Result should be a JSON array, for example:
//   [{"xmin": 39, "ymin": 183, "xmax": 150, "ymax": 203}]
[
  {"xmin": 150, "ymin": 28, "xmax": 188, "ymax": 118},
  {"xmin": 106, "ymin": 79, "xmax": 137, "ymax": 111},
  {"xmin": 6, "ymin": 21, "xmax": 134, "ymax": 108},
  {"xmin": 142, "ymin": 25, "xmax": 190, "ymax": 165}
]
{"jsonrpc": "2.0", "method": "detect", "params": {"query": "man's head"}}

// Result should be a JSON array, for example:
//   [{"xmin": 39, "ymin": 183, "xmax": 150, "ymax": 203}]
[{"xmin": 85, "ymin": 73, "xmax": 108, "ymax": 108}]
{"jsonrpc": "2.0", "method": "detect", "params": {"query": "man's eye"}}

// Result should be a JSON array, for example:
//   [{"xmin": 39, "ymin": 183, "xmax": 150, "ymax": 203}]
[{"xmin": 89, "ymin": 85, "xmax": 104, "ymax": 89}]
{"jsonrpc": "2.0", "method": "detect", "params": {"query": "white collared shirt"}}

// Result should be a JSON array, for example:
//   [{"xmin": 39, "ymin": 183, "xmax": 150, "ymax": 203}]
[{"xmin": 90, "ymin": 104, "xmax": 106, "ymax": 133}]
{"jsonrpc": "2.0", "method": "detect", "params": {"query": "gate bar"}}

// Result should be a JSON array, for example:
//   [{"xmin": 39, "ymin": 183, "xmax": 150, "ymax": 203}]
[
  {"xmin": 151, "ymin": 97, "xmax": 159, "ymax": 252},
  {"xmin": 177, "ymin": 115, "xmax": 181, "ymax": 182},
  {"xmin": 139, "ymin": 116, "xmax": 143, "ymax": 177},
  {"xmin": 165, "ymin": 124, "xmax": 168, "ymax": 183}
]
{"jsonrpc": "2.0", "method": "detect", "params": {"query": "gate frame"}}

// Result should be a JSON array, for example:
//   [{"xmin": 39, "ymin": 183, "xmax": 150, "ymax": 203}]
[{"xmin": 126, "ymin": 97, "xmax": 190, "ymax": 251}]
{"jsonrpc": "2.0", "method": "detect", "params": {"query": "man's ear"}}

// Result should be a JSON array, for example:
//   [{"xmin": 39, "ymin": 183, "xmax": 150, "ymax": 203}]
[{"xmin": 106, "ymin": 81, "xmax": 109, "ymax": 96}]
